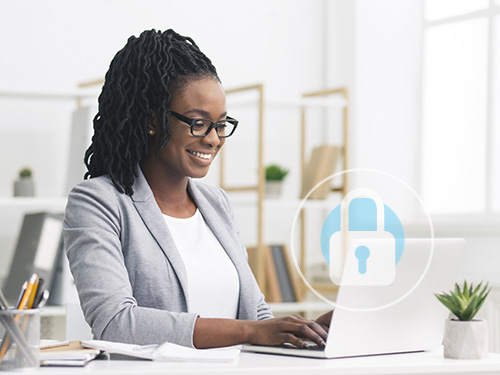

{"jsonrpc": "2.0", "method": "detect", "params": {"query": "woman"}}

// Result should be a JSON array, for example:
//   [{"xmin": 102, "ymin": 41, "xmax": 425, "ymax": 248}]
[{"xmin": 64, "ymin": 29, "xmax": 330, "ymax": 349}]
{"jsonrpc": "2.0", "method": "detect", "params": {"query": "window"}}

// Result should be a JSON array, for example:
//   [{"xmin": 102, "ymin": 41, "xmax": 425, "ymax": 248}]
[{"xmin": 421, "ymin": 1, "xmax": 500, "ymax": 215}]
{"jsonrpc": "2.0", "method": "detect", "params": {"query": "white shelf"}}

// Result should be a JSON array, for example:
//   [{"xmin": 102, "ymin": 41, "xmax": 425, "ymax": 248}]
[
  {"xmin": 268, "ymin": 301, "xmax": 332, "ymax": 313},
  {"xmin": 227, "ymin": 97, "xmax": 347, "ymax": 109},
  {"xmin": 41, "ymin": 306, "xmax": 67, "ymax": 317},
  {"xmin": 0, "ymin": 197, "xmax": 67, "ymax": 210},
  {"xmin": 0, "ymin": 88, "xmax": 99, "ymax": 101},
  {"xmin": 228, "ymin": 196, "xmax": 340, "ymax": 210}
]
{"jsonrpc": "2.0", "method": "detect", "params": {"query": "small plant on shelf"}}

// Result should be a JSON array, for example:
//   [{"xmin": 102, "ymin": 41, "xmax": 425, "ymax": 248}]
[
  {"xmin": 435, "ymin": 280, "xmax": 490, "ymax": 321},
  {"xmin": 265, "ymin": 164, "xmax": 289, "ymax": 181},
  {"xmin": 14, "ymin": 167, "xmax": 35, "ymax": 197},
  {"xmin": 264, "ymin": 164, "xmax": 289, "ymax": 198},
  {"xmin": 435, "ymin": 280, "xmax": 491, "ymax": 359}
]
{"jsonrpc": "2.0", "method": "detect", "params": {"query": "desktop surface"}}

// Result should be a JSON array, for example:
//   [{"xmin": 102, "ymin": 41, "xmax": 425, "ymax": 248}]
[{"xmin": 10, "ymin": 349, "xmax": 500, "ymax": 375}]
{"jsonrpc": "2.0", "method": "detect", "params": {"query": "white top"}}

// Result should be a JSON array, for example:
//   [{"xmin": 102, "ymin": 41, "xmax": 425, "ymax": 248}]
[{"xmin": 163, "ymin": 209, "xmax": 240, "ymax": 318}]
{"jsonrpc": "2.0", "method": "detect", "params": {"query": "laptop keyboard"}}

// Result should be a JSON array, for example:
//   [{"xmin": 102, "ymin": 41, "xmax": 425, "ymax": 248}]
[{"xmin": 282, "ymin": 342, "xmax": 324, "ymax": 351}]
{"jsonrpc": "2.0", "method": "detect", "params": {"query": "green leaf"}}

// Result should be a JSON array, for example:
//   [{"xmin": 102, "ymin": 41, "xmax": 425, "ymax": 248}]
[
  {"xmin": 436, "ymin": 280, "xmax": 491, "ymax": 321},
  {"xmin": 435, "ymin": 294, "xmax": 461, "ymax": 318},
  {"xmin": 461, "ymin": 296, "xmax": 478, "ymax": 321}
]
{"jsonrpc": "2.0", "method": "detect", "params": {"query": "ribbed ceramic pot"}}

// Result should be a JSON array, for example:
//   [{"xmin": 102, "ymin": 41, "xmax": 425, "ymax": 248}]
[
  {"xmin": 265, "ymin": 181, "xmax": 283, "ymax": 198},
  {"xmin": 443, "ymin": 319, "xmax": 488, "ymax": 359},
  {"xmin": 14, "ymin": 177, "xmax": 35, "ymax": 197}
]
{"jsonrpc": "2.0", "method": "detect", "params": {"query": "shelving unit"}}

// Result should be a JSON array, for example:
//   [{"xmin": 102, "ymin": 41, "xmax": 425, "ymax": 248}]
[
  {"xmin": 222, "ymin": 84, "xmax": 349, "ymax": 307},
  {"xmin": 299, "ymin": 87, "xmax": 349, "ymax": 297},
  {"xmin": 0, "ymin": 87, "xmax": 98, "ymax": 288}
]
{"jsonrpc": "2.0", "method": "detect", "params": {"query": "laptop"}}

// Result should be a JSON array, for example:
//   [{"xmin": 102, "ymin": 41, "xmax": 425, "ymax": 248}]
[{"xmin": 242, "ymin": 238, "xmax": 465, "ymax": 358}]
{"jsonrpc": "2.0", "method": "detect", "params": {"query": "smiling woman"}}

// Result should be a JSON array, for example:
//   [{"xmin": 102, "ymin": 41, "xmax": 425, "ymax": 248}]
[{"xmin": 63, "ymin": 28, "xmax": 332, "ymax": 350}]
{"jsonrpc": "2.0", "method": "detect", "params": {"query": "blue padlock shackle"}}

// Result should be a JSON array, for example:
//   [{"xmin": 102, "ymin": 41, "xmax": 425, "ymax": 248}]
[{"xmin": 340, "ymin": 188, "xmax": 385, "ymax": 233}]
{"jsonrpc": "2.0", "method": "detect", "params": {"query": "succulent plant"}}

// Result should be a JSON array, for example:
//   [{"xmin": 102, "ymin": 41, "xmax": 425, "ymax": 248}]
[
  {"xmin": 265, "ymin": 164, "xmax": 289, "ymax": 181},
  {"xmin": 435, "ymin": 281, "xmax": 490, "ymax": 321},
  {"xmin": 19, "ymin": 168, "xmax": 32, "ymax": 178}
]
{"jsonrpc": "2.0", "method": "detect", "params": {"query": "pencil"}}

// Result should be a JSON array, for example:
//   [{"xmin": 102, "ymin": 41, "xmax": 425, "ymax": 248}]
[{"xmin": 27, "ymin": 275, "xmax": 40, "ymax": 309}]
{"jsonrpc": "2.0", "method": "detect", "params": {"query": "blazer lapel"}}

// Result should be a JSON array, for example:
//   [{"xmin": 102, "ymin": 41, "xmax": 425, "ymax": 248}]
[{"xmin": 131, "ymin": 168, "xmax": 189, "ymax": 305}]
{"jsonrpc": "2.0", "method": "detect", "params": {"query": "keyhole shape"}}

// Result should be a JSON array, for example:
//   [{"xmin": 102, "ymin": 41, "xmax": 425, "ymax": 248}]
[{"xmin": 355, "ymin": 246, "xmax": 370, "ymax": 274}]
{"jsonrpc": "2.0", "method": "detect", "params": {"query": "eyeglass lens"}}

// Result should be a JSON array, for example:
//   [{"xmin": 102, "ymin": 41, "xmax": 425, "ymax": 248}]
[{"xmin": 191, "ymin": 119, "xmax": 235, "ymax": 138}]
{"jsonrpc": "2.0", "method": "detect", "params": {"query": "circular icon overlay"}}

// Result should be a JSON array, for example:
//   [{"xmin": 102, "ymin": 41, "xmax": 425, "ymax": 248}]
[{"xmin": 289, "ymin": 168, "xmax": 434, "ymax": 312}]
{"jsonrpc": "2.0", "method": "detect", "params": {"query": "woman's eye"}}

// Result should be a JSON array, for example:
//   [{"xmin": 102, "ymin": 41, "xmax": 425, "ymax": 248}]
[{"xmin": 193, "ymin": 120, "xmax": 207, "ymax": 130}]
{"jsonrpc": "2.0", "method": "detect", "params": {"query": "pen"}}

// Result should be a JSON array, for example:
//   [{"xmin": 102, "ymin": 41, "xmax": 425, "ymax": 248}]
[
  {"xmin": 32, "ymin": 278, "xmax": 45, "ymax": 308},
  {"xmin": 0, "ymin": 289, "xmax": 9, "ymax": 310},
  {"xmin": 14, "ymin": 281, "xmax": 27, "ymax": 309},
  {"xmin": 35, "ymin": 290, "xmax": 50, "ymax": 309}
]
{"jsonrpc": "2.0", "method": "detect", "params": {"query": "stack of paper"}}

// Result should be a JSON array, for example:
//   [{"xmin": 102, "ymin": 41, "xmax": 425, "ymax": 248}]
[
  {"xmin": 82, "ymin": 340, "xmax": 240, "ymax": 362},
  {"xmin": 40, "ymin": 341, "xmax": 100, "ymax": 367}
]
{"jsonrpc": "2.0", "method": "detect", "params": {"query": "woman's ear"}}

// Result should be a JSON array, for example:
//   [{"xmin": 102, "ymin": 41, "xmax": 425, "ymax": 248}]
[{"xmin": 147, "ymin": 111, "xmax": 158, "ymax": 136}]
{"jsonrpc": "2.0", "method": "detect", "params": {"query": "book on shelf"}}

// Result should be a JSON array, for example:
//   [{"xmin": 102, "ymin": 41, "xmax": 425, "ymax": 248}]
[
  {"xmin": 3, "ymin": 212, "xmax": 64, "ymax": 307},
  {"xmin": 270, "ymin": 245, "xmax": 297, "ymax": 303},
  {"xmin": 300, "ymin": 145, "xmax": 340, "ymax": 199},
  {"xmin": 247, "ymin": 245, "xmax": 300, "ymax": 303}
]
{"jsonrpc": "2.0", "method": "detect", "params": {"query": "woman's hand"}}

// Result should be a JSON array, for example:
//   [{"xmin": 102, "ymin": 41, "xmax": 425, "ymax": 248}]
[
  {"xmin": 247, "ymin": 314, "xmax": 328, "ymax": 349},
  {"xmin": 314, "ymin": 310, "xmax": 333, "ymax": 333}
]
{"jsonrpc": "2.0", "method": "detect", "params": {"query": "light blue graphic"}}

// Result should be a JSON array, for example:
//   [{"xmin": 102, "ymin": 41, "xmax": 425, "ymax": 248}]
[
  {"xmin": 355, "ymin": 245, "xmax": 370, "ymax": 274},
  {"xmin": 320, "ymin": 198, "xmax": 405, "ymax": 266}
]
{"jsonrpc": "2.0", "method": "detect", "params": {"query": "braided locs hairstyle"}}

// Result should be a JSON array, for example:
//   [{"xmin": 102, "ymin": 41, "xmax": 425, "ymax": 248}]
[{"xmin": 84, "ymin": 29, "xmax": 220, "ymax": 196}]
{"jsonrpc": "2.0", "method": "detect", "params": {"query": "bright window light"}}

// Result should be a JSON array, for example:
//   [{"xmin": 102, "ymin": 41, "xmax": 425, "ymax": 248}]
[
  {"xmin": 421, "ymin": 18, "xmax": 488, "ymax": 214},
  {"xmin": 492, "ymin": 15, "xmax": 500, "ymax": 211},
  {"xmin": 425, "ymin": 0, "xmax": 488, "ymax": 21}
]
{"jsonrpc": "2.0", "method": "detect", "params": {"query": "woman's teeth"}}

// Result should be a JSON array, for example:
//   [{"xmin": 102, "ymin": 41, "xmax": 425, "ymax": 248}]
[{"xmin": 188, "ymin": 150, "xmax": 211, "ymax": 160}]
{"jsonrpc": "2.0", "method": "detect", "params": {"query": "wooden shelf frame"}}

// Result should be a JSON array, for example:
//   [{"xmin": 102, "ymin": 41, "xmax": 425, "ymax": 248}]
[
  {"xmin": 299, "ymin": 87, "xmax": 349, "ymax": 296},
  {"xmin": 220, "ymin": 84, "xmax": 266, "ymax": 288},
  {"xmin": 221, "ymin": 84, "xmax": 349, "ymax": 302}
]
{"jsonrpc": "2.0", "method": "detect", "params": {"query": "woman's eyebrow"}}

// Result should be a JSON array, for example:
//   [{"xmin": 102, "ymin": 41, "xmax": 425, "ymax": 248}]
[{"xmin": 184, "ymin": 108, "xmax": 227, "ymax": 119}]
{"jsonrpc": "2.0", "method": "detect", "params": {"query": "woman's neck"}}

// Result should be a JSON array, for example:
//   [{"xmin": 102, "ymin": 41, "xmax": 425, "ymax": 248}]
[{"xmin": 140, "ymin": 165, "xmax": 197, "ymax": 218}]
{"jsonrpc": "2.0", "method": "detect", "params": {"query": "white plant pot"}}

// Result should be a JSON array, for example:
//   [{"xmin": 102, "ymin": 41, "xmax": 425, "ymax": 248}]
[
  {"xmin": 443, "ymin": 319, "xmax": 488, "ymax": 359},
  {"xmin": 265, "ymin": 181, "xmax": 283, "ymax": 198},
  {"xmin": 14, "ymin": 177, "xmax": 35, "ymax": 197}
]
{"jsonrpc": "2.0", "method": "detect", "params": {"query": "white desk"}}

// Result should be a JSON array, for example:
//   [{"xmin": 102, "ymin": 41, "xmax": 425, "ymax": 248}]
[{"xmin": 8, "ymin": 350, "xmax": 500, "ymax": 375}]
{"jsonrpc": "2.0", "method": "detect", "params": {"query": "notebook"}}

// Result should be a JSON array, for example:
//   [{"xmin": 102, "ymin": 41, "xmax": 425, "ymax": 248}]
[{"xmin": 242, "ymin": 238, "xmax": 465, "ymax": 358}]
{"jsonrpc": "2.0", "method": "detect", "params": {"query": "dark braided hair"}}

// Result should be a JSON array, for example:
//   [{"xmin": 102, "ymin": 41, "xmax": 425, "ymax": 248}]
[{"xmin": 84, "ymin": 29, "xmax": 220, "ymax": 195}]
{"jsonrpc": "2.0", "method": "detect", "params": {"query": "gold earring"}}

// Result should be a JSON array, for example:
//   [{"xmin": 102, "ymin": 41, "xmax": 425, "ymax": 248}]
[{"xmin": 148, "ymin": 130, "xmax": 155, "ymax": 136}]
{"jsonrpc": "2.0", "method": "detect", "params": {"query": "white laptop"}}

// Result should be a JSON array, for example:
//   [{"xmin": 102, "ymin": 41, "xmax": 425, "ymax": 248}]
[{"xmin": 242, "ymin": 238, "xmax": 465, "ymax": 358}]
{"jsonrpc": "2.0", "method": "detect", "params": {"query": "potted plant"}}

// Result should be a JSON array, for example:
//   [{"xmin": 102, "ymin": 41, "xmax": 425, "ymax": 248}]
[
  {"xmin": 264, "ymin": 164, "xmax": 289, "ymax": 198},
  {"xmin": 435, "ymin": 281, "xmax": 491, "ymax": 359},
  {"xmin": 14, "ymin": 167, "xmax": 35, "ymax": 197}
]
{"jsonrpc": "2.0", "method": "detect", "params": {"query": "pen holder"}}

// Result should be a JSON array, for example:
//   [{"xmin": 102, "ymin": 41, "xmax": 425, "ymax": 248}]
[{"xmin": 0, "ymin": 309, "xmax": 40, "ymax": 370}]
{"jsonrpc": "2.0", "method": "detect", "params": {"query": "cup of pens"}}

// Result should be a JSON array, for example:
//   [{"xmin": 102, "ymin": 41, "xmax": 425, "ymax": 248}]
[
  {"xmin": 0, "ymin": 273, "xmax": 48, "ymax": 370},
  {"xmin": 0, "ymin": 309, "xmax": 40, "ymax": 370}
]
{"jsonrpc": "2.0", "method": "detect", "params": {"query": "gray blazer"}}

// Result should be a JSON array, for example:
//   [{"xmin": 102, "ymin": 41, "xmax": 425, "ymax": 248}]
[{"xmin": 63, "ymin": 167, "xmax": 272, "ymax": 348}]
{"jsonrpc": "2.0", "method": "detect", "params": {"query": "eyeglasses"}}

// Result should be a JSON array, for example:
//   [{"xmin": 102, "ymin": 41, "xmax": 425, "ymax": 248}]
[{"xmin": 170, "ymin": 111, "xmax": 238, "ymax": 138}]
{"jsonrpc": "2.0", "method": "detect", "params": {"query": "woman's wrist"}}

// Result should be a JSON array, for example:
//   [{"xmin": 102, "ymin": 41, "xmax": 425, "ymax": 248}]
[{"xmin": 240, "ymin": 319, "xmax": 256, "ymax": 344}]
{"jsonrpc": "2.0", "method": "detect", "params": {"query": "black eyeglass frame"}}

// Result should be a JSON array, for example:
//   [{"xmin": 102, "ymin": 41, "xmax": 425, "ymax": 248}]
[{"xmin": 170, "ymin": 111, "xmax": 238, "ymax": 138}]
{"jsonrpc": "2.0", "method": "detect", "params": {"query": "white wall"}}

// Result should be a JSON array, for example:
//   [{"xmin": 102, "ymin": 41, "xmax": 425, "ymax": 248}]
[{"xmin": 0, "ymin": 0, "xmax": 327, "ymax": 279}]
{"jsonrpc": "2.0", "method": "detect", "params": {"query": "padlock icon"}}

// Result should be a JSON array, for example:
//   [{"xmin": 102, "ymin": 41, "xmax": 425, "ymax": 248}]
[{"xmin": 329, "ymin": 188, "xmax": 395, "ymax": 286}]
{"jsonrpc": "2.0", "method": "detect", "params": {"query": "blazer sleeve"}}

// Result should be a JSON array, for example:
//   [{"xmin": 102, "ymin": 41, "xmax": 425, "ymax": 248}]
[{"xmin": 63, "ymin": 180, "xmax": 199, "ymax": 347}]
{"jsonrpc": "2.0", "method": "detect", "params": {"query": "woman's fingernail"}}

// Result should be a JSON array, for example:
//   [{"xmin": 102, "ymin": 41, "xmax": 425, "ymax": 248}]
[{"xmin": 302, "ymin": 343, "xmax": 310, "ymax": 349}]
